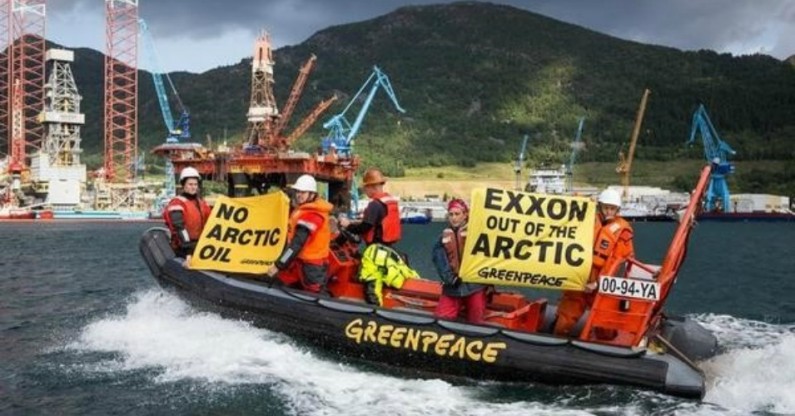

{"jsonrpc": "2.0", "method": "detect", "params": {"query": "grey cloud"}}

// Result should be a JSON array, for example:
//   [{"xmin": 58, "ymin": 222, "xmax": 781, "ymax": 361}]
[
  {"xmin": 47, "ymin": 0, "xmax": 795, "ymax": 60},
  {"xmin": 525, "ymin": 0, "xmax": 793, "ymax": 57}
]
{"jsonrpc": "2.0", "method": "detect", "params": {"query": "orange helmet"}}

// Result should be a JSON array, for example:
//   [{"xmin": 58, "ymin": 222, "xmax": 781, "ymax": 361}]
[{"xmin": 361, "ymin": 167, "xmax": 387, "ymax": 186}]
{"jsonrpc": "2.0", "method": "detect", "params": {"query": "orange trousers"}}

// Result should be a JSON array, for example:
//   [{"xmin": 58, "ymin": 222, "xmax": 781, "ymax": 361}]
[{"xmin": 553, "ymin": 290, "xmax": 593, "ymax": 336}]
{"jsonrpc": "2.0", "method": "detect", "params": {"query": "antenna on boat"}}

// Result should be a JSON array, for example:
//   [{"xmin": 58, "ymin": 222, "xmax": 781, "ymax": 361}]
[
  {"xmin": 514, "ymin": 134, "xmax": 529, "ymax": 191},
  {"xmin": 616, "ymin": 89, "xmax": 651, "ymax": 204}
]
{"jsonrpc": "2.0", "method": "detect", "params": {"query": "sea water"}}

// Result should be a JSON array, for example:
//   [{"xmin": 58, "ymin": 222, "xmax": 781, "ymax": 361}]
[{"xmin": 1, "ymin": 222, "xmax": 793, "ymax": 415}]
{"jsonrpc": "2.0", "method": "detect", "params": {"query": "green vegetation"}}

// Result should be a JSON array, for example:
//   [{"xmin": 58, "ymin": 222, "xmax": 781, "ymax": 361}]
[
  {"xmin": 34, "ymin": 3, "xmax": 795, "ymax": 195},
  {"xmin": 405, "ymin": 160, "xmax": 795, "ymax": 195}
]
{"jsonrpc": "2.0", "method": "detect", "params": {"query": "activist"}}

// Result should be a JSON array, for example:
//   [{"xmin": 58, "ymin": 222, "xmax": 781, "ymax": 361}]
[
  {"xmin": 163, "ymin": 167, "xmax": 212, "ymax": 265},
  {"xmin": 338, "ymin": 167, "xmax": 401, "ymax": 247},
  {"xmin": 432, "ymin": 198, "xmax": 488, "ymax": 323},
  {"xmin": 337, "ymin": 167, "xmax": 405, "ymax": 302},
  {"xmin": 266, "ymin": 174, "xmax": 333, "ymax": 293},
  {"xmin": 553, "ymin": 188, "xmax": 634, "ymax": 337}
]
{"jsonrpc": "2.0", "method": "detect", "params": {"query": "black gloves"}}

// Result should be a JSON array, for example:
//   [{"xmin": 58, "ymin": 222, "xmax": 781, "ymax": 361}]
[{"xmin": 183, "ymin": 240, "xmax": 196, "ymax": 253}]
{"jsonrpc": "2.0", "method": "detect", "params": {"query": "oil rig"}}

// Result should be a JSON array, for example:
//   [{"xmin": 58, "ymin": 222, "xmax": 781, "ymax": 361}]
[
  {"xmin": 1, "ymin": 1, "xmax": 402, "ymax": 219},
  {"xmin": 1, "ymin": 0, "xmax": 152, "ymax": 219},
  {"xmin": 153, "ymin": 32, "xmax": 362, "ymax": 213}
]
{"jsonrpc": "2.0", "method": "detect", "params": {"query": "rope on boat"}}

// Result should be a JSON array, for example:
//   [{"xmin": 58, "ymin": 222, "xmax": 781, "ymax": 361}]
[{"xmin": 653, "ymin": 333, "xmax": 705, "ymax": 376}]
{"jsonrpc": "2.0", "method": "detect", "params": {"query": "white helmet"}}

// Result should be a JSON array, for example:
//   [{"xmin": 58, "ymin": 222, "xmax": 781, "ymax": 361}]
[
  {"xmin": 179, "ymin": 167, "xmax": 201, "ymax": 183},
  {"xmin": 290, "ymin": 174, "xmax": 317, "ymax": 193},
  {"xmin": 597, "ymin": 188, "xmax": 622, "ymax": 208}
]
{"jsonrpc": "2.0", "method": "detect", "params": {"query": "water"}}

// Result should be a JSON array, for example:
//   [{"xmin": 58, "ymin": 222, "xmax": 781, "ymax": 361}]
[{"xmin": 1, "ymin": 221, "xmax": 794, "ymax": 415}]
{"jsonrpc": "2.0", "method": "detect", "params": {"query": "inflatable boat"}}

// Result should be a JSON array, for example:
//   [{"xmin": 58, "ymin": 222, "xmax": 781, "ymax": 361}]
[{"xmin": 139, "ymin": 167, "xmax": 718, "ymax": 399}]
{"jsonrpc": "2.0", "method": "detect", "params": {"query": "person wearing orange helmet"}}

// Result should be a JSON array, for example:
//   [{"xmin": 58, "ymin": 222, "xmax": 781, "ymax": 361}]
[
  {"xmin": 267, "ymin": 174, "xmax": 333, "ymax": 293},
  {"xmin": 553, "ymin": 188, "xmax": 634, "ymax": 336},
  {"xmin": 338, "ymin": 167, "xmax": 401, "ymax": 246},
  {"xmin": 432, "ymin": 198, "xmax": 488, "ymax": 323},
  {"xmin": 163, "ymin": 167, "xmax": 212, "ymax": 265},
  {"xmin": 338, "ymin": 167, "xmax": 404, "ymax": 302}
]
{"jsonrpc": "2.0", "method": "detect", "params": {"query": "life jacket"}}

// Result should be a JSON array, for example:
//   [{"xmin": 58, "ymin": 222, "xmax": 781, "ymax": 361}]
[
  {"xmin": 287, "ymin": 198, "xmax": 333, "ymax": 263},
  {"xmin": 590, "ymin": 215, "xmax": 634, "ymax": 281},
  {"xmin": 363, "ymin": 192, "xmax": 401, "ymax": 244},
  {"xmin": 163, "ymin": 195, "xmax": 211, "ymax": 247},
  {"xmin": 441, "ymin": 224, "xmax": 467, "ymax": 274},
  {"xmin": 359, "ymin": 243, "xmax": 419, "ymax": 305}
]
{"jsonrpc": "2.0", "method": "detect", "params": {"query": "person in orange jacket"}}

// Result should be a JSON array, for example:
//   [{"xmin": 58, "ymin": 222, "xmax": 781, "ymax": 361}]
[
  {"xmin": 553, "ymin": 188, "xmax": 634, "ymax": 336},
  {"xmin": 338, "ymin": 167, "xmax": 401, "ymax": 247},
  {"xmin": 267, "ymin": 175, "xmax": 333, "ymax": 293},
  {"xmin": 163, "ymin": 167, "xmax": 212, "ymax": 265}
]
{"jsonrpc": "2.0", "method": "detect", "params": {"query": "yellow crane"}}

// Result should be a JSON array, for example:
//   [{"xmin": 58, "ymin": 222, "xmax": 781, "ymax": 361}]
[{"xmin": 616, "ymin": 88, "xmax": 651, "ymax": 203}]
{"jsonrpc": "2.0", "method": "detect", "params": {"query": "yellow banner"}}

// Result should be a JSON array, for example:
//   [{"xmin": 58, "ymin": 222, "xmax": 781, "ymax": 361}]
[
  {"xmin": 189, "ymin": 193, "xmax": 289, "ymax": 273},
  {"xmin": 458, "ymin": 187, "xmax": 596, "ymax": 290}
]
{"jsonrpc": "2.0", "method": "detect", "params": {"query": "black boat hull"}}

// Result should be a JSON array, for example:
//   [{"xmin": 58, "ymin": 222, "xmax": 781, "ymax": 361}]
[{"xmin": 140, "ymin": 227, "xmax": 713, "ymax": 399}]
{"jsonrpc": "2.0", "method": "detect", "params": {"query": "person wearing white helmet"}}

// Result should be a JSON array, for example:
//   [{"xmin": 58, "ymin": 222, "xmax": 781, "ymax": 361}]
[
  {"xmin": 554, "ymin": 188, "xmax": 635, "ymax": 337},
  {"xmin": 163, "ymin": 167, "xmax": 212, "ymax": 265},
  {"xmin": 267, "ymin": 174, "xmax": 333, "ymax": 293}
]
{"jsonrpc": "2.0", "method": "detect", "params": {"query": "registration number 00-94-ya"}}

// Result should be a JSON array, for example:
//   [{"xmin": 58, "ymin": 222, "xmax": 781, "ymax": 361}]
[{"xmin": 598, "ymin": 276, "xmax": 660, "ymax": 301}]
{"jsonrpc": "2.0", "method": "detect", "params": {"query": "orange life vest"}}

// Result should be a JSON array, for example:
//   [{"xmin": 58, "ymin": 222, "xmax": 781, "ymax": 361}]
[
  {"xmin": 363, "ymin": 192, "xmax": 401, "ymax": 244},
  {"xmin": 590, "ymin": 215, "xmax": 634, "ymax": 280},
  {"xmin": 288, "ymin": 198, "xmax": 333, "ymax": 262},
  {"xmin": 441, "ymin": 224, "xmax": 467, "ymax": 274},
  {"xmin": 163, "ymin": 195, "xmax": 211, "ymax": 247}
]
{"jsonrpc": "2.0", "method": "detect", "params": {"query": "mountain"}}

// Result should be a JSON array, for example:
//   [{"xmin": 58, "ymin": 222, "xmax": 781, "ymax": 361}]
[{"xmin": 65, "ymin": 2, "xmax": 795, "ymax": 181}]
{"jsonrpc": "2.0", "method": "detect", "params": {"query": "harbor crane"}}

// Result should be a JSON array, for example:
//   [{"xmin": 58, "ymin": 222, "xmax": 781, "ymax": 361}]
[
  {"xmin": 140, "ymin": 19, "xmax": 190, "ymax": 145},
  {"xmin": 140, "ymin": 18, "xmax": 191, "ymax": 202},
  {"xmin": 616, "ymin": 88, "xmax": 651, "ymax": 203},
  {"xmin": 686, "ymin": 104, "xmax": 736, "ymax": 212},
  {"xmin": 566, "ymin": 117, "xmax": 585, "ymax": 194},
  {"xmin": 513, "ymin": 134, "xmax": 529, "ymax": 191},
  {"xmin": 322, "ymin": 66, "xmax": 405, "ymax": 157}
]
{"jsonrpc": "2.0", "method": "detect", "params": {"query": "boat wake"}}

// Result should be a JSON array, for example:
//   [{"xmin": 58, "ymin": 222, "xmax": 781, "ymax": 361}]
[
  {"xmin": 66, "ymin": 291, "xmax": 795, "ymax": 415},
  {"xmin": 695, "ymin": 314, "xmax": 795, "ymax": 415}
]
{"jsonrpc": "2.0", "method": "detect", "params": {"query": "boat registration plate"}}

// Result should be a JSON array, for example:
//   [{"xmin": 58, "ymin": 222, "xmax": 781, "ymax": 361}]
[{"xmin": 598, "ymin": 276, "xmax": 660, "ymax": 301}]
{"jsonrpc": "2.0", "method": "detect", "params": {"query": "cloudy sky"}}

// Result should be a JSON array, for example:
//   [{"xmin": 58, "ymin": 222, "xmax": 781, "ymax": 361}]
[{"xmin": 47, "ymin": 0, "xmax": 795, "ymax": 73}]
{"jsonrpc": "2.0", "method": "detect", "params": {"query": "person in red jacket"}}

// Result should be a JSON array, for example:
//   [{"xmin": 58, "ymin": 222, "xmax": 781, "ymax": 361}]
[
  {"xmin": 267, "ymin": 175, "xmax": 333, "ymax": 293},
  {"xmin": 553, "ymin": 188, "xmax": 634, "ymax": 336},
  {"xmin": 163, "ymin": 167, "xmax": 212, "ymax": 265},
  {"xmin": 433, "ymin": 198, "xmax": 488, "ymax": 323},
  {"xmin": 338, "ymin": 167, "xmax": 401, "ymax": 247}
]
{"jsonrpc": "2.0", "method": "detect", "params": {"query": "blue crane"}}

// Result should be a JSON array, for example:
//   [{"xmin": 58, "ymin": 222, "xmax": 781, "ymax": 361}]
[
  {"xmin": 566, "ymin": 117, "xmax": 585, "ymax": 194},
  {"xmin": 513, "ymin": 134, "xmax": 529, "ymax": 191},
  {"xmin": 322, "ymin": 66, "xmax": 405, "ymax": 157},
  {"xmin": 686, "ymin": 104, "xmax": 736, "ymax": 212},
  {"xmin": 139, "ymin": 19, "xmax": 191, "ymax": 200}
]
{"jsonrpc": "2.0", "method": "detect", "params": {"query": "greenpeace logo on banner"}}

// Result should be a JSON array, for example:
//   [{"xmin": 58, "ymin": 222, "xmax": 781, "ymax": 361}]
[
  {"xmin": 459, "ymin": 188, "xmax": 596, "ymax": 291},
  {"xmin": 476, "ymin": 267, "xmax": 566, "ymax": 287},
  {"xmin": 190, "ymin": 193, "xmax": 290, "ymax": 274}
]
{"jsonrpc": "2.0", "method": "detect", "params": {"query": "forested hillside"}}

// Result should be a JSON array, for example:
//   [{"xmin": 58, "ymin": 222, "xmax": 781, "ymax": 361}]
[{"xmin": 62, "ymin": 2, "xmax": 795, "ymax": 192}]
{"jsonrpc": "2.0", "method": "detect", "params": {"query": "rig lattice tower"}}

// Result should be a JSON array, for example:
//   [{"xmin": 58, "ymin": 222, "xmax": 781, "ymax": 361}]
[
  {"xmin": 0, "ymin": 0, "xmax": 11, "ymax": 153},
  {"xmin": 41, "ymin": 49, "xmax": 85, "ymax": 167},
  {"xmin": 0, "ymin": 0, "xmax": 45, "ymax": 166},
  {"xmin": 100, "ymin": 0, "xmax": 142, "ymax": 211},
  {"xmin": 103, "ymin": 0, "xmax": 138, "ymax": 183},
  {"xmin": 244, "ymin": 31, "xmax": 279, "ymax": 147}
]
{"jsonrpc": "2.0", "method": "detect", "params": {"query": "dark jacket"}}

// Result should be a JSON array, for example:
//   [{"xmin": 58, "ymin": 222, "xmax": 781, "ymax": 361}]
[{"xmin": 431, "ymin": 237, "xmax": 486, "ymax": 297}]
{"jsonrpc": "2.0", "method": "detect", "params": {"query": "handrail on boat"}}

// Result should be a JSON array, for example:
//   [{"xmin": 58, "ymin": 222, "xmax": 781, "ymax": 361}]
[
  {"xmin": 578, "ymin": 165, "xmax": 712, "ymax": 347},
  {"xmin": 655, "ymin": 165, "xmax": 712, "ymax": 313}
]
